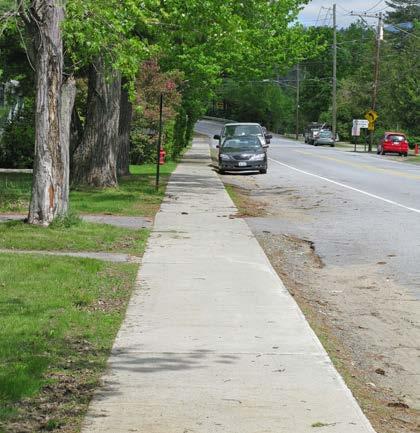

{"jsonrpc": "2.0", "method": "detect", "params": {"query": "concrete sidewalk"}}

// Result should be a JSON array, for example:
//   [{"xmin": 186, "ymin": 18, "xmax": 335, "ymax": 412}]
[{"xmin": 81, "ymin": 138, "xmax": 376, "ymax": 433}]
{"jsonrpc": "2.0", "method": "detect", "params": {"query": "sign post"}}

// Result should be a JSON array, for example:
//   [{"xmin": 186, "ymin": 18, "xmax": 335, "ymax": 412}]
[
  {"xmin": 352, "ymin": 119, "xmax": 370, "ymax": 152},
  {"xmin": 365, "ymin": 110, "xmax": 378, "ymax": 151}
]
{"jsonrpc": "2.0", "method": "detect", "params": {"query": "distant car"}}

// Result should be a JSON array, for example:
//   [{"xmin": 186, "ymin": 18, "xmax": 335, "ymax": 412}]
[
  {"xmin": 217, "ymin": 135, "xmax": 268, "ymax": 174},
  {"xmin": 314, "ymin": 129, "xmax": 335, "ymax": 147},
  {"xmin": 213, "ymin": 122, "xmax": 272, "ymax": 146},
  {"xmin": 377, "ymin": 132, "xmax": 409, "ymax": 156}
]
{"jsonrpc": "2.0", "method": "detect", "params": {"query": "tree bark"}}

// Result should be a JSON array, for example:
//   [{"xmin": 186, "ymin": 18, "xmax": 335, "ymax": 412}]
[
  {"xmin": 70, "ymin": 106, "xmax": 83, "ymax": 159},
  {"xmin": 72, "ymin": 58, "xmax": 121, "ymax": 187},
  {"xmin": 117, "ymin": 81, "xmax": 132, "ymax": 177},
  {"xmin": 58, "ymin": 76, "xmax": 76, "ymax": 215},
  {"xmin": 23, "ymin": 1, "xmax": 73, "ymax": 225}
]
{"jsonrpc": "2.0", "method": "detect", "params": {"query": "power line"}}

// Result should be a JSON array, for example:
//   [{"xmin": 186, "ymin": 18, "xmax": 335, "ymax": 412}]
[{"xmin": 365, "ymin": 0, "xmax": 385, "ymax": 12}]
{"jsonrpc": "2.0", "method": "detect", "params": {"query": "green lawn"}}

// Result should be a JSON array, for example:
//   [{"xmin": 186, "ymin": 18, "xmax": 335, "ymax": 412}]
[
  {"xmin": 0, "ymin": 162, "xmax": 178, "ymax": 431},
  {"xmin": 0, "ymin": 253, "xmax": 138, "ymax": 432},
  {"xmin": 0, "ymin": 162, "xmax": 177, "ymax": 216},
  {"xmin": 0, "ymin": 219, "xmax": 149, "ymax": 254}
]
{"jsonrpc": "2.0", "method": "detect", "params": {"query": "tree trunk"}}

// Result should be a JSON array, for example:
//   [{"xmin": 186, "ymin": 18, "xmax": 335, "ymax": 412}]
[
  {"xmin": 70, "ymin": 106, "xmax": 83, "ymax": 159},
  {"xmin": 58, "ymin": 76, "xmax": 76, "ymax": 215},
  {"xmin": 117, "ymin": 81, "xmax": 132, "ymax": 177},
  {"xmin": 24, "ymin": 1, "xmax": 72, "ymax": 225},
  {"xmin": 72, "ymin": 58, "xmax": 121, "ymax": 187}
]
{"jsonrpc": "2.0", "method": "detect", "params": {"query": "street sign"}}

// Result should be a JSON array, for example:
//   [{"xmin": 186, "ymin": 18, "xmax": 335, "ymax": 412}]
[
  {"xmin": 353, "ymin": 119, "xmax": 369, "ymax": 128},
  {"xmin": 365, "ymin": 110, "xmax": 378, "ymax": 123},
  {"xmin": 352, "ymin": 125, "xmax": 360, "ymax": 136},
  {"xmin": 368, "ymin": 121, "xmax": 375, "ymax": 131}
]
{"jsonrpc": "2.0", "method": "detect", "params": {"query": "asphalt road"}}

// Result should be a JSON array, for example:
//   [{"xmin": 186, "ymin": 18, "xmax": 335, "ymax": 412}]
[{"xmin": 196, "ymin": 119, "xmax": 420, "ymax": 299}]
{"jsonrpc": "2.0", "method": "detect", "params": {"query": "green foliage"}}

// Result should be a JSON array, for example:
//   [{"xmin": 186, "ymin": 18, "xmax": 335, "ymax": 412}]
[
  {"xmin": 158, "ymin": 0, "xmax": 317, "ymax": 152},
  {"xmin": 49, "ymin": 212, "xmax": 83, "ymax": 229},
  {"xmin": 220, "ymin": 80, "xmax": 295, "ymax": 133},
  {"xmin": 64, "ymin": 0, "xmax": 156, "ymax": 81},
  {"xmin": 385, "ymin": 0, "xmax": 420, "ymax": 23},
  {"xmin": 291, "ymin": 7, "xmax": 419, "ymax": 142},
  {"xmin": 0, "ymin": 98, "xmax": 34, "ymax": 168}
]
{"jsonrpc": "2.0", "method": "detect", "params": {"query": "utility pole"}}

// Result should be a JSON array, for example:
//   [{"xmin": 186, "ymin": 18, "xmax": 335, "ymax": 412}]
[
  {"xmin": 332, "ymin": 4, "xmax": 337, "ymax": 142},
  {"xmin": 350, "ymin": 11, "xmax": 383, "ymax": 152},
  {"xmin": 295, "ymin": 63, "xmax": 300, "ymax": 140},
  {"xmin": 370, "ymin": 12, "xmax": 383, "ymax": 152}
]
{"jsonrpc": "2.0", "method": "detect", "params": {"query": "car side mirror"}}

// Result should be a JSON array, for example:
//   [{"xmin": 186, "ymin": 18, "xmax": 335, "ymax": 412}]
[
  {"xmin": 213, "ymin": 134, "xmax": 220, "ymax": 140},
  {"xmin": 265, "ymin": 134, "xmax": 272, "ymax": 140}
]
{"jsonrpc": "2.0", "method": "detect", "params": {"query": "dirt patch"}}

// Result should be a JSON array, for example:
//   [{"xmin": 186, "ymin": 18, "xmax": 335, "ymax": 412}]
[
  {"xmin": 224, "ymin": 183, "xmax": 268, "ymax": 218},
  {"xmin": 225, "ymin": 182, "xmax": 420, "ymax": 433},
  {"xmin": 257, "ymin": 231, "xmax": 420, "ymax": 433},
  {"xmin": 5, "ymin": 339, "xmax": 104, "ymax": 433}
]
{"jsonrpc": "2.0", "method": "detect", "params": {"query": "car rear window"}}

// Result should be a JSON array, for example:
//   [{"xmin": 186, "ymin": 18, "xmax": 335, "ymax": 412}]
[
  {"xmin": 319, "ymin": 130, "xmax": 332, "ymax": 137},
  {"xmin": 387, "ymin": 134, "xmax": 405, "ymax": 141}
]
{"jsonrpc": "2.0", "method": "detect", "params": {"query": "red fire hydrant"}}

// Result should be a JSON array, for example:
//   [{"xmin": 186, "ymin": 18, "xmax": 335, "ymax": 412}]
[{"xmin": 159, "ymin": 149, "xmax": 166, "ymax": 165}]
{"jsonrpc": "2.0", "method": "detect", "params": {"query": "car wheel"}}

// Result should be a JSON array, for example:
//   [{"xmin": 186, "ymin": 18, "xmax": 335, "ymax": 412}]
[
  {"xmin": 259, "ymin": 169, "xmax": 267, "ymax": 174},
  {"xmin": 330, "ymin": 143, "xmax": 335, "ymax": 147},
  {"xmin": 314, "ymin": 142, "xmax": 318, "ymax": 146},
  {"xmin": 404, "ymin": 152, "xmax": 408, "ymax": 157}
]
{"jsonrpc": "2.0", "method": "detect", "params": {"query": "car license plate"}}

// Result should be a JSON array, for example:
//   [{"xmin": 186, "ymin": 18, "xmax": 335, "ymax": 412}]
[{"xmin": 238, "ymin": 162, "xmax": 247, "ymax": 167}]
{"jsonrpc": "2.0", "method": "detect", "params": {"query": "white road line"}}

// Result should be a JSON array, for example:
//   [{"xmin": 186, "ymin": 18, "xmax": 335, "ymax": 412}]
[{"xmin": 269, "ymin": 157, "xmax": 420, "ymax": 215}]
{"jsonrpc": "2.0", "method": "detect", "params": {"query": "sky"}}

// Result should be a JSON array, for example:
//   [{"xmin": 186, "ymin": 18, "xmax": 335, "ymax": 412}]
[{"xmin": 298, "ymin": 0, "xmax": 391, "ymax": 28}]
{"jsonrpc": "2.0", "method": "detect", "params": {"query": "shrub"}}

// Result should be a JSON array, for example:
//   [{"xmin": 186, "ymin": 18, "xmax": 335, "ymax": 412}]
[{"xmin": 0, "ymin": 99, "xmax": 34, "ymax": 168}]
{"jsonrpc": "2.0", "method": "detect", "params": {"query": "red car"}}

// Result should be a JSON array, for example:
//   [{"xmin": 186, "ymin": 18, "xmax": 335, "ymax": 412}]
[{"xmin": 377, "ymin": 131, "xmax": 409, "ymax": 156}]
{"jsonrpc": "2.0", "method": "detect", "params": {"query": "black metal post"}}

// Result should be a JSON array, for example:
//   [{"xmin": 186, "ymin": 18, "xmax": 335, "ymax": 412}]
[{"xmin": 156, "ymin": 93, "xmax": 163, "ymax": 191}]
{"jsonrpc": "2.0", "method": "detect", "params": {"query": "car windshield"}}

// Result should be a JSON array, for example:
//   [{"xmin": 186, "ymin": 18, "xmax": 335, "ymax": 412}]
[
  {"xmin": 387, "ymin": 134, "xmax": 405, "ymax": 142},
  {"xmin": 221, "ymin": 136, "xmax": 262, "ymax": 151},
  {"xmin": 319, "ymin": 130, "xmax": 332, "ymax": 137},
  {"xmin": 224, "ymin": 125, "xmax": 262, "ymax": 137}
]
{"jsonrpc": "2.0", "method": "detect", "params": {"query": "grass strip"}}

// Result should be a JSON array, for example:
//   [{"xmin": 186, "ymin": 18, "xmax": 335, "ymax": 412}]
[
  {"xmin": 0, "ymin": 162, "xmax": 177, "ymax": 216},
  {"xmin": 0, "ymin": 219, "xmax": 149, "ymax": 255},
  {"xmin": 0, "ymin": 253, "xmax": 138, "ymax": 433}
]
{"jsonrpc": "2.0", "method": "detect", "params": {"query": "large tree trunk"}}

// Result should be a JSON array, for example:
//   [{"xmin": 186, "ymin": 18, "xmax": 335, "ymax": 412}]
[
  {"xmin": 23, "ymin": 1, "xmax": 73, "ymax": 225},
  {"xmin": 72, "ymin": 58, "xmax": 121, "ymax": 187},
  {"xmin": 117, "ymin": 81, "xmax": 132, "ymax": 177}
]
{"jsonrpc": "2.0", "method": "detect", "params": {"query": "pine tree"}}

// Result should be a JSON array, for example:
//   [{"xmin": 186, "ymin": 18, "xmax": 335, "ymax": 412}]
[{"xmin": 385, "ymin": 0, "xmax": 420, "ymax": 23}]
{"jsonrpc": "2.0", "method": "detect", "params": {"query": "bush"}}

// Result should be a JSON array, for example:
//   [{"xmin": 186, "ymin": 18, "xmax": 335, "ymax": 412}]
[
  {"xmin": 0, "ymin": 99, "xmax": 34, "ymax": 168},
  {"xmin": 408, "ymin": 136, "xmax": 420, "ymax": 150},
  {"xmin": 129, "ymin": 126, "xmax": 157, "ymax": 164}
]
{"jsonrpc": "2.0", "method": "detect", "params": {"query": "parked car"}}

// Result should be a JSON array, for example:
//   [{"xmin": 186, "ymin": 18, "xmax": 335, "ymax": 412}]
[
  {"xmin": 314, "ymin": 129, "xmax": 335, "ymax": 147},
  {"xmin": 377, "ymin": 131, "xmax": 409, "ymax": 156},
  {"xmin": 213, "ymin": 122, "xmax": 272, "ymax": 146},
  {"xmin": 217, "ymin": 135, "xmax": 268, "ymax": 174},
  {"xmin": 304, "ymin": 122, "xmax": 327, "ymax": 144}
]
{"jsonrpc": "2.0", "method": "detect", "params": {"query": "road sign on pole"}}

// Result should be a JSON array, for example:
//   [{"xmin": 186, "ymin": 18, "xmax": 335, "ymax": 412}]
[
  {"xmin": 365, "ymin": 110, "xmax": 378, "ymax": 123},
  {"xmin": 353, "ymin": 119, "xmax": 369, "ymax": 129}
]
